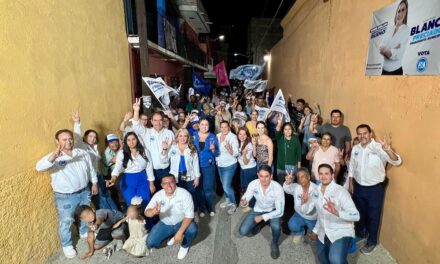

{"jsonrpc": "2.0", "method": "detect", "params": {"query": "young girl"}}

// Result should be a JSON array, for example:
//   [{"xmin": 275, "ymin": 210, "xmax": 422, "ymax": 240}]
[{"xmin": 114, "ymin": 197, "xmax": 149, "ymax": 257}]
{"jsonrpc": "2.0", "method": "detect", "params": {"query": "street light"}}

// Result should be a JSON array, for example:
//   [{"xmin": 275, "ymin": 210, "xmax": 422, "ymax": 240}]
[
  {"xmin": 233, "ymin": 53, "xmax": 248, "ymax": 58},
  {"xmin": 213, "ymin": 35, "xmax": 225, "ymax": 41}
]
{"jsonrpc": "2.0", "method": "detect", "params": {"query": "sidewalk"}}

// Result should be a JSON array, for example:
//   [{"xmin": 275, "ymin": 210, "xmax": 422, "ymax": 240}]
[{"xmin": 46, "ymin": 199, "xmax": 397, "ymax": 264}]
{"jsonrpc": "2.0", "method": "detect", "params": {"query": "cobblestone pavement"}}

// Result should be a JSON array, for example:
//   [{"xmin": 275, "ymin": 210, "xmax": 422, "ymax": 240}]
[{"xmin": 46, "ymin": 198, "xmax": 397, "ymax": 264}]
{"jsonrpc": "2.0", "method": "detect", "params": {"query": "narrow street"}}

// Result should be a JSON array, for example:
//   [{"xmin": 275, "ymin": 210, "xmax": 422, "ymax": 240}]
[{"xmin": 47, "ymin": 199, "xmax": 396, "ymax": 264}]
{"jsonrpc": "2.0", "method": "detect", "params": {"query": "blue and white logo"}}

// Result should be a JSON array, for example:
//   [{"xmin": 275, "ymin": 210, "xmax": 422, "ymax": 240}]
[{"xmin": 416, "ymin": 57, "xmax": 428, "ymax": 73}]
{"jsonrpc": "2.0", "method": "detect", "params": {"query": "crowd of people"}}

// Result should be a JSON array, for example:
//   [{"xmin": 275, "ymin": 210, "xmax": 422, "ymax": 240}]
[{"xmin": 36, "ymin": 86, "xmax": 402, "ymax": 263}]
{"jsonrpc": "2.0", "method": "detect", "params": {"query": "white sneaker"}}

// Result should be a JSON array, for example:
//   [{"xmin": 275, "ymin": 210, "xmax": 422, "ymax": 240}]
[
  {"xmin": 62, "ymin": 245, "xmax": 77, "ymax": 259},
  {"xmin": 200, "ymin": 212, "xmax": 206, "ymax": 218},
  {"xmin": 177, "ymin": 246, "xmax": 189, "ymax": 260},
  {"xmin": 80, "ymin": 232, "xmax": 88, "ymax": 239},
  {"xmin": 227, "ymin": 205, "xmax": 237, "ymax": 215},
  {"xmin": 167, "ymin": 237, "xmax": 175, "ymax": 246},
  {"xmin": 209, "ymin": 211, "xmax": 215, "ymax": 217},
  {"xmin": 220, "ymin": 200, "xmax": 231, "ymax": 208},
  {"xmin": 293, "ymin": 235, "xmax": 304, "ymax": 244}
]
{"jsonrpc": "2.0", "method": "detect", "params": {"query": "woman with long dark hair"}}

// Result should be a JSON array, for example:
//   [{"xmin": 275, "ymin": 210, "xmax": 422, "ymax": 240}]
[
  {"xmin": 237, "ymin": 127, "xmax": 257, "ymax": 212},
  {"xmin": 193, "ymin": 118, "xmax": 219, "ymax": 217},
  {"xmin": 72, "ymin": 112, "xmax": 117, "ymax": 210},
  {"xmin": 107, "ymin": 132, "xmax": 155, "ymax": 208}
]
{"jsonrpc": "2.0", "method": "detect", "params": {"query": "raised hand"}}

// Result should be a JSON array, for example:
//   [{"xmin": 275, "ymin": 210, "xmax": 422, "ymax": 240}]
[
  {"xmin": 209, "ymin": 139, "xmax": 216, "ymax": 152},
  {"xmin": 311, "ymin": 114, "xmax": 318, "ymax": 123},
  {"xmin": 166, "ymin": 111, "xmax": 174, "ymax": 120},
  {"xmin": 337, "ymin": 148, "xmax": 344, "ymax": 160},
  {"xmin": 323, "ymin": 197, "xmax": 339, "ymax": 216},
  {"xmin": 133, "ymin": 98, "xmax": 141, "ymax": 112},
  {"xmin": 277, "ymin": 113, "xmax": 283, "ymax": 124},
  {"xmin": 284, "ymin": 169, "xmax": 294, "ymax": 184},
  {"xmin": 154, "ymin": 202, "xmax": 161, "ymax": 215},
  {"xmin": 48, "ymin": 144, "xmax": 64, "ymax": 162},
  {"xmin": 162, "ymin": 137, "xmax": 169, "ymax": 150},
  {"xmin": 225, "ymin": 140, "xmax": 233, "ymax": 153},
  {"xmin": 377, "ymin": 135, "xmax": 391, "ymax": 151},
  {"xmin": 251, "ymin": 136, "xmax": 258, "ymax": 146},
  {"xmin": 300, "ymin": 116, "xmax": 306, "ymax": 124},
  {"xmin": 72, "ymin": 111, "xmax": 80, "ymax": 123},
  {"xmin": 241, "ymin": 146, "xmax": 249, "ymax": 157},
  {"xmin": 124, "ymin": 111, "xmax": 133, "ymax": 122}
]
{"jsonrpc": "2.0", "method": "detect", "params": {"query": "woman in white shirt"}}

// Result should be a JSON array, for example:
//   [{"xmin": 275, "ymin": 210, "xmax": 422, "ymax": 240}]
[
  {"xmin": 237, "ymin": 127, "xmax": 257, "ymax": 212},
  {"xmin": 72, "ymin": 112, "xmax": 118, "ymax": 210},
  {"xmin": 107, "ymin": 132, "xmax": 155, "ymax": 208},
  {"xmin": 380, "ymin": 0, "xmax": 409, "ymax": 75},
  {"xmin": 306, "ymin": 132, "xmax": 342, "ymax": 184},
  {"xmin": 161, "ymin": 128, "xmax": 201, "ymax": 214},
  {"xmin": 217, "ymin": 121, "xmax": 239, "ymax": 214}
]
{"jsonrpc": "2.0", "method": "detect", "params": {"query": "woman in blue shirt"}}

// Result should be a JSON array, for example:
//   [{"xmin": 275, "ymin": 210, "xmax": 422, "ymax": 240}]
[{"xmin": 193, "ymin": 118, "xmax": 219, "ymax": 217}]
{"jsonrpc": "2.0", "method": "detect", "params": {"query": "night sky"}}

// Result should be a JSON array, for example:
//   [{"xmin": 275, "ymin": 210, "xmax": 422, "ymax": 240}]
[{"xmin": 201, "ymin": 0, "xmax": 295, "ymax": 65}]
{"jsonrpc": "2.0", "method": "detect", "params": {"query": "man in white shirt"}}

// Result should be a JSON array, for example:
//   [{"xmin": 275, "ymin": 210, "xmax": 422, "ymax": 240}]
[
  {"xmin": 145, "ymin": 174, "xmax": 198, "ymax": 260},
  {"xmin": 36, "ymin": 129, "xmax": 98, "ymax": 258},
  {"xmin": 132, "ymin": 98, "xmax": 174, "ymax": 190},
  {"xmin": 239, "ymin": 165, "xmax": 285, "ymax": 259},
  {"xmin": 304, "ymin": 164, "xmax": 359, "ymax": 264},
  {"xmin": 283, "ymin": 168, "xmax": 318, "ymax": 244},
  {"xmin": 348, "ymin": 124, "xmax": 402, "ymax": 255}
]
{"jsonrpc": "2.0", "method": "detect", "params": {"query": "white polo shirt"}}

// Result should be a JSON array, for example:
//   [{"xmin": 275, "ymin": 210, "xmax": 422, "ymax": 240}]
[
  {"xmin": 111, "ymin": 150, "xmax": 155, "ymax": 181},
  {"xmin": 146, "ymin": 187, "xmax": 194, "ymax": 225},
  {"xmin": 132, "ymin": 121, "xmax": 175, "ymax": 170},
  {"xmin": 283, "ymin": 182, "xmax": 318, "ymax": 221},
  {"xmin": 216, "ymin": 131, "xmax": 239, "ymax": 167},
  {"xmin": 36, "ymin": 148, "xmax": 97, "ymax": 194},
  {"xmin": 348, "ymin": 139, "xmax": 402, "ymax": 186},
  {"xmin": 242, "ymin": 180, "xmax": 285, "ymax": 222},
  {"xmin": 302, "ymin": 181, "xmax": 359, "ymax": 243}
]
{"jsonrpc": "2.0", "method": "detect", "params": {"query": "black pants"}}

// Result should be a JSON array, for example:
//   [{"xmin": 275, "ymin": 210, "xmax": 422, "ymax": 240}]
[
  {"xmin": 382, "ymin": 67, "xmax": 403, "ymax": 75},
  {"xmin": 352, "ymin": 181, "xmax": 384, "ymax": 246}
]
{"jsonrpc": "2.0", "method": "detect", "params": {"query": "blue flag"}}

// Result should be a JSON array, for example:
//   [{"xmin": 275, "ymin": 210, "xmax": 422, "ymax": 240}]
[{"xmin": 192, "ymin": 70, "xmax": 212, "ymax": 96}]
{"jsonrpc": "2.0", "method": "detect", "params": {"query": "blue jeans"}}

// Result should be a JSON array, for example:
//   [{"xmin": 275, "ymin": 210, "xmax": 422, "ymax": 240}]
[
  {"xmin": 288, "ymin": 213, "xmax": 317, "ymax": 235},
  {"xmin": 316, "ymin": 236, "xmax": 351, "ymax": 264},
  {"xmin": 120, "ymin": 171, "xmax": 151, "ymax": 208},
  {"xmin": 95, "ymin": 175, "xmax": 118, "ymax": 210},
  {"xmin": 218, "ymin": 163, "xmax": 237, "ymax": 205},
  {"xmin": 153, "ymin": 167, "xmax": 170, "ymax": 191},
  {"xmin": 352, "ymin": 181, "xmax": 384, "ymax": 246},
  {"xmin": 240, "ymin": 166, "xmax": 257, "ymax": 190},
  {"xmin": 177, "ymin": 175, "xmax": 198, "ymax": 211},
  {"xmin": 239, "ymin": 210, "xmax": 281, "ymax": 244},
  {"xmin": 146, "ymin": 220, "xmax": 198, "ymax": 249},
  {"xmin": 54, "ymin": 188, "xmax": 91, "ymax": 247},
  {"xmin": 198, "ymin": 164, "xmax": 216, "ymax": 212}
]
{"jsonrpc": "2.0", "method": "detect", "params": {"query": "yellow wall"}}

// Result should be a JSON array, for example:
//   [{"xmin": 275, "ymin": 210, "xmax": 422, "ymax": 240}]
[
  {"xmin": 269, "ymin": 0, "xmax": 440, "ymax": 263},
  {"xmin": 0, "ymin": 1, "xmax": 131, "ymax": 263}
]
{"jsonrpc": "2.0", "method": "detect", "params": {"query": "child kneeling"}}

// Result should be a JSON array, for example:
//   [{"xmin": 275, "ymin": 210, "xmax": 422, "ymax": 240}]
[{"xmin": 75, "ymin": 205, "xmax": 126, "ymax": 259}]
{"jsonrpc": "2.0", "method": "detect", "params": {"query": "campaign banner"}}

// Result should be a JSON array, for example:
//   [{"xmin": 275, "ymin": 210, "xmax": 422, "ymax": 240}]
[
  {"xmin": 243, "ymin": 79, "xmax": 268, "ymax": 93},
  {"xmin": 366, "ymin": 0, "xmax": 440, "ymax": 75},
  {"xmin": 213, "ymin": 61, "xmax": 230, "ymax": 87},
  {"xmin": 192, "ymin": 70, "xmax": 212, "ymax": 96},
  {"xmin": 254, "ymin": 105, "xmax": 270, "ymax": 121},
  {"xmin": 269, "ymin": 90, "xmax": 291, "ymax": 122},
  {"xmin": 229, "ymin": 63, "xmax": 265, "ymax": 80},
  {"xmin": 142, "ymin": 77, "xmax": 172, "ymax": 110}
]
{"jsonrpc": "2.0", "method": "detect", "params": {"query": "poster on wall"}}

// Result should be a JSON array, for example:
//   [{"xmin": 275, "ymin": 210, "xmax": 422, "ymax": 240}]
[{"xmin": 365, "ymin": 0, "xmax": 440, "ymax": 75}]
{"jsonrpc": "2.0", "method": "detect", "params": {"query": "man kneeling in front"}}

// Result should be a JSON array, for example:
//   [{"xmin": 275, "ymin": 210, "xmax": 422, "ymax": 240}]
[
  {"xmin": 238, "ymin": 164, "xmax": 285, "ymax": 259},
  {"xmin": 145, "ymin": 174, "xmax": 198, "ymax": 259}
]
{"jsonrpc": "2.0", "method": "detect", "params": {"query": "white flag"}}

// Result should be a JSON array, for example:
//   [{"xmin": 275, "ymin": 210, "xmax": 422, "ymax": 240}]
[
  {"xmin": 269, "ymin": 90, "xmax": 291, "ymax": 122},
  {"xmin": 142, "ymin": 77, "xmax": 171, "ymax": 110},
  {"xmin": 254, "ymin": 105, "xmax": 270, "ymax": 121},
  {"xmin": 243, "ymin": 79, "xmax": 268, "ymax": 93}
]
